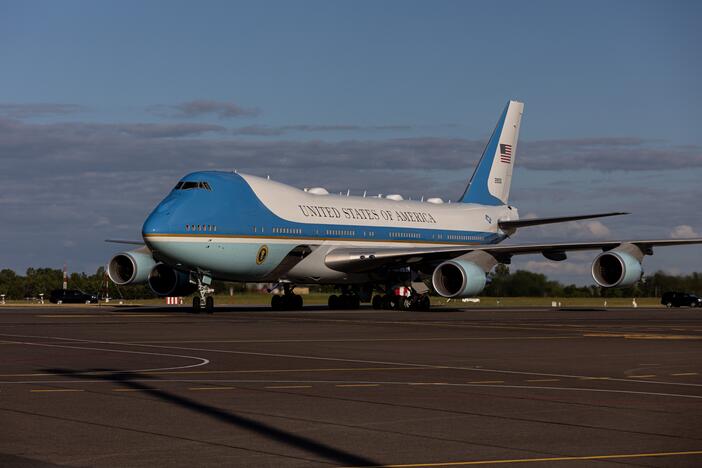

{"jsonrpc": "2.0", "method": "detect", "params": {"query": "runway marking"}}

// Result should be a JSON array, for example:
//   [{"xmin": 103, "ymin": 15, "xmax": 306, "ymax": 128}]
[
  {"xmin": 360, "ymin": 449, "xmax": 702, "ymax": 467},
  {"xmin": 0, "ymin": 337, "xmax": 210, "ymax": 374},
  {"xmin": 525, "ymin": 379, "xmax": 559, "ymax": 383},
  {"xmin": 336, "ymin": 384, "xmax": 379, "ymax": 388},
  {"xmin": 134, "ymin": 336, "xmax": 576, "ymax": 344},
  {"xmin": 37, "ymin": 314, "xmax": 170, "ymax": 318},
  {"xmin": 584, "ymin": 332, "xmax": 702, "ymax": 340},
  {"xmin": 0, "ymin": 366, "xmax": 437, "ymax": 378},
  {"xmin": 628, "ymin": 375, "xmax": 657, "ymax": 379},
  {"xmin": 578, "ymin": 377, "xmax": 610, "ymax": 380},
  {"xmin": 30, "ymin": 389, "xmax": 83, "ymax": 393},
  {"xmin": 188, "ymin": 386, "xmax": 236, "ymax": 391},
  {"xmin": 5, "ymin": 379, "xmax": 702, "ymax": 399},
  {"xmin": 3, "ymin": 332, "xmax": 702, "ymax": 391},
  {"xmin": 264, "ymin": 385, "xmax": 312, "ymax": 389},
  {"xmin": 469, "ymin": 380, "xmax": 504, "ymax": 384},
  {"xmin": 672, "ymin": 372, "xmax": 698, "ymax": 376},
  {"xmin": 112, "ymin": 388, "xmax": 148, "ymax": 392}
]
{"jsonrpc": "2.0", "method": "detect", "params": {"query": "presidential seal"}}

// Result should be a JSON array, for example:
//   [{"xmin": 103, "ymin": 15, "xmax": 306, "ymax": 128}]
[{"xmin": 256, "ymin": 245, "xmax": 269, "ymax": 264}]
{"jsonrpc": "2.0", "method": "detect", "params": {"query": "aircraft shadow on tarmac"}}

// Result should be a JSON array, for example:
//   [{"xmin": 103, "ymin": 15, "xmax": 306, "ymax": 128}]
[{"xmin": 43, "ymin": 368, "xmax": 379, "ymax": 466}]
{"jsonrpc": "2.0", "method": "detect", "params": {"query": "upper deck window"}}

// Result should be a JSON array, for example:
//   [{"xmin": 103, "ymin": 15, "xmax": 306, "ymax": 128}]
[{"xmin": 174, "ymin": 181, "xmax": 212, "ymax": 191}]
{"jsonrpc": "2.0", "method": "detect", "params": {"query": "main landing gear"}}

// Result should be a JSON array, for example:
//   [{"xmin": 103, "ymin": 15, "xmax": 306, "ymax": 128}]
[
  {"xmin": 191, "ymin": 272, "xmax": 215, "ymax": 314},
  {"xmin": 328, "ymin": 293, "xmax": 360, "ymax": 310},
  {"xmin": 371, "ymin": 287, "xmax": 431, "ymax": 311},
  {"xmin": 270, "ymin": 284, "xmax": 303, "ymax": 311}
]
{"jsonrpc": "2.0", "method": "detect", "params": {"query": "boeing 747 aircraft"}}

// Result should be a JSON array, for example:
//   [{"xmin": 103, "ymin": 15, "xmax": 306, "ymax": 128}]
[{"xmin": 107, "ymin": 101, "xmax": 702, "ymax": 312}]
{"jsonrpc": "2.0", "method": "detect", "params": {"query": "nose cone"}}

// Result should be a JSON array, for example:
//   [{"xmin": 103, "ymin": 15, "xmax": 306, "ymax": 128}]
[
  {"xmin": 142, "ymin": 196, "xmax": 178, "ymax": 237},
  {"xmin": 142, "ymin": 210, "xmax": 169, "ymax": 236}
]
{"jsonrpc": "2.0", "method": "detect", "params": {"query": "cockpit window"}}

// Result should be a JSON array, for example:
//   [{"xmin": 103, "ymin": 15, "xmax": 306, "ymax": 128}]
[{"xmin": 174, "ymin": 181, "xmax": 212, "ymax": 191}]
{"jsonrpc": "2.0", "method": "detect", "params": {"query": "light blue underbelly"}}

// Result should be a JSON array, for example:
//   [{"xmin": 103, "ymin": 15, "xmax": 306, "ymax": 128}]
[{"xmin": 155, "ymin": 240, "xmax": 296, "ymax": 280}]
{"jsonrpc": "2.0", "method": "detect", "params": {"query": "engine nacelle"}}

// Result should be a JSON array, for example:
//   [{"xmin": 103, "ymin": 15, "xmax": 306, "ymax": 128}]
[
  {"xmin": 431, "ymin": 259, "xmax": 487, "ymax": 298},
  {"xmin": 148, "ymin": 264, "xmax": 197, "ymax": 297},
  {"xmin": 108, "ymin": 248, "xmax": 156, "ymax": 285},
  {"xmin": 591, "ymin": 249, "xmax": 643, "ymax": 288}
]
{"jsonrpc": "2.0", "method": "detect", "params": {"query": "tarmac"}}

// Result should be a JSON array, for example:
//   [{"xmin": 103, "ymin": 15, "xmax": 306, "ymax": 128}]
[{"xmin": 0, "ymin": 304, "xmax": 701, "ymax": 467}]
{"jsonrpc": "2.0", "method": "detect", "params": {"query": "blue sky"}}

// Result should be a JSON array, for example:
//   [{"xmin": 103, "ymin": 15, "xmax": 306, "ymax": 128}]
[{"xmin": 1, "ymin": 0, "xmax": 700, "ymax": 283}]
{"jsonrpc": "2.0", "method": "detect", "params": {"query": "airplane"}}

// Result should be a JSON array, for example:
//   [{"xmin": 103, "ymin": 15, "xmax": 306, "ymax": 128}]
[{"xmin": 106, "ymin": 100, "xmax": 702, "ymax": 312}]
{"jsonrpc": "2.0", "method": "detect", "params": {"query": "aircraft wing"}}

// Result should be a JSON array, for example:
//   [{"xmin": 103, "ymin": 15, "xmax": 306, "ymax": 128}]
[
  {"xmin": 497, "ymin": 212, "xmax": 628, "ymax": 230},
  {"xmin": 325, "ymin": 238, "xmax": 702, "ymax": 273},
  {"xmin": 105, "ymin": 239, "xmax": 145, "ymax": 245}
]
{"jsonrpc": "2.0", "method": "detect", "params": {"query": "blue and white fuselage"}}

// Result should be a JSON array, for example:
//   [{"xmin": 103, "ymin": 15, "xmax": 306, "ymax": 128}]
[
  {"xmin": 109, "ymin": 99, "xmax": 702, "ymax": 310},
  {"xmin": 142, "ymin": 171, "xmax": 517, "ymax": 283}
]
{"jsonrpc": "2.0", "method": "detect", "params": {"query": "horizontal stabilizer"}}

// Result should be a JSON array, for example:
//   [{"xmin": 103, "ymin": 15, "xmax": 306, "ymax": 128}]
[
  {"xmin": 105, "ymin": 239, "xmax": 144, "ymax": 245},
  {"xmin": 498, "ymin": 212, "xmax": 628, "ymax": 230}
]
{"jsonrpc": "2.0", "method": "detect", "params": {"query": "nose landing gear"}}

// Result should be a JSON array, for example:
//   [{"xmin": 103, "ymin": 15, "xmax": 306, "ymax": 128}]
[{"xmin": 191, "ymin": 272, "xmax": 215, "ymax": 314}]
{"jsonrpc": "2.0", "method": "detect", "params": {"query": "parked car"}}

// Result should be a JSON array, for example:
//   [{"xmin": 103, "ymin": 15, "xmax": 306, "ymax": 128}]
[
  {"xmin": 661, "ymin": 292, "xmax": 702, "ymax": 308},
  {"xmin": 49, "ymin": 289, "xmax": 98, "ymax": 304}
]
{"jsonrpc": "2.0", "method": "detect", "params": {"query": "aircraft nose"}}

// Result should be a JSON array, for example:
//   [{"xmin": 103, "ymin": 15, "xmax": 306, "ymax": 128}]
[{"xmin": 142, "ymin": 211, "xmax": 168, "ymax": 235}]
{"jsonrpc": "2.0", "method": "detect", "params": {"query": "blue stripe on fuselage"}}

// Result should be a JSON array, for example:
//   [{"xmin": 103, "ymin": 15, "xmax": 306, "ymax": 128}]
[{"xmin": 142, "ymin": 171, "xmax": 504, "ymax": 245}]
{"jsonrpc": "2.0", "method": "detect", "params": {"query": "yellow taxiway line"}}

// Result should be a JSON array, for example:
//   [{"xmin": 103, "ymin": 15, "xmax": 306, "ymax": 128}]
[{"xmin": 357, "ymin": 449, "xmax": 702, "ymax": 467}]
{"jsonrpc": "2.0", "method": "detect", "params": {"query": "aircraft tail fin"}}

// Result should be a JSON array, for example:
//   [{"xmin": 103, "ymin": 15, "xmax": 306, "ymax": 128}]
[{"xmin": 459, "ymin": 100, "xmax": 524, "ymax": 206}]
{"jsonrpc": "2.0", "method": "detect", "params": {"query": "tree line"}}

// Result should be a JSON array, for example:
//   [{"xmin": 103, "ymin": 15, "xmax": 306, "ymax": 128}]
[{"xmin": 0, "ymin": 266, "xmax": 700, "ymax": 300}]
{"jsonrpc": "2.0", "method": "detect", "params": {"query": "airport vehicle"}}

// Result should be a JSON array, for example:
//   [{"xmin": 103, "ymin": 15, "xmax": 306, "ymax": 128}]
[
  {"xmin": 106, "ymin": 101, "xmax": 702, "ymax": 312},
  {"xmin": 661, "ymin": 292, "xmax": 702, "ymax": 308},
  {"xmin": 49, "ymin": 289, "xmax": 98, "ymax": 304}
]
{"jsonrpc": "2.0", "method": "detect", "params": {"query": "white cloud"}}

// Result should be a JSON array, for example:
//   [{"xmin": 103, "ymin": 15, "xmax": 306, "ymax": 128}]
[
  {"xmin": 670, "ymin": 225, "xmax": 700, "ymax": 239},
  {"xmin": 583, "ymin": 220, "xmax": 611, "ymax": 238}
]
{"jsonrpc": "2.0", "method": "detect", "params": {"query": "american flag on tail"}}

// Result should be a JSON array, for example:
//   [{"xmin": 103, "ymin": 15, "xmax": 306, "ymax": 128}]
[{"xmin": 499, "ymin": 143, "xmax": 512, "ymax": 164}]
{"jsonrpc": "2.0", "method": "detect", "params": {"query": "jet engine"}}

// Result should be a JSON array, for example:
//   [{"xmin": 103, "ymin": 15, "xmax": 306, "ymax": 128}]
[
  {"xmin": 431, "ymin": 259, "xmax": 487, "ymax": 298},
  {"xmin": 148, "ymin": 264, "xmax": 197, "ymax": 297},
  {"xmin": 591, "ymin": 246, "xmax": 643, "ymax": 288},
  {"xmin": 108, "ymin": 248, "xmax": 156, "ymax": 285}
]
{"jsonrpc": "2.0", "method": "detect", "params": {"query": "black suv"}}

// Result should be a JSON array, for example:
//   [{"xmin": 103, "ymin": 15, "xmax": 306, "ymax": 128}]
[
  {"xmin": 49, "ymin": 289, "xmax": 98, "ymax": 304},
  {"xmin": 661, "ymin": 292, "xmax": 702, "ymax": 308}
]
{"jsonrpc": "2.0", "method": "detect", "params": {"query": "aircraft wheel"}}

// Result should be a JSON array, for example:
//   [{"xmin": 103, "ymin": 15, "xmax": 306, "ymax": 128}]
[
  {"xmin": 293, "ymin": 294, "xmax": 303, "ymax": 310},
  {"xmin": 419, "ymin": 295, "xmax": 431, "ymax": 311},
  {"xmin": 205, "ymin": 296, "xmax": 214, "ymax": 314},
  {"xmin": 192, "ymin": 296, "xmax": 201, "ymax": 314},
  {"xmin": 328, "ymin": 294, "xmax": 339, "ymax": 309},
  {"xmin": 271, "ymin": 295, "xmax": 282, "ymax": 310},
  {"xmin": 372, "ymin": 295, "xmax": 382, "ymax": 310}
]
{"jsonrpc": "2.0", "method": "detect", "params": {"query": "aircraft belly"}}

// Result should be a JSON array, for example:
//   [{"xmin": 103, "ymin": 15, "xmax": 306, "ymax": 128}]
[{"xmin": 149, "ymin": 238, "xmax": 294, "ymax": 281}]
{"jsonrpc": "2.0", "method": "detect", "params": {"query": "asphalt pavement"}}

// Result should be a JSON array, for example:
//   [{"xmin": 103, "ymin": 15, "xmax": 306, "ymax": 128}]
[{"xmin": 1, "ymin": 304, "xmax": 701, "ymax": 467}]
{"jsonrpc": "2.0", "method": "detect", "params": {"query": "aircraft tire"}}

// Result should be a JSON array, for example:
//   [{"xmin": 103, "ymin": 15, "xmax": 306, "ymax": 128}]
[
  {"xmin": 421, "ymin": 295, "xmax": 431, "ymax": 311},
  {"xmin": 205, "ymin": 296, "xmax": 214, "ymax": 314},
  {"xmin": 328, "ymin": 294, "xmax": 339, "ymax": 309},
  {"xmin": 192, "ymin": 296, "xmax": 201, "ymax": 314},
  {"xmin": 271, "ymin": 295, "xmax": 282, "ymax": 310},
  {"xmin": 372, "ymin": 295, "xmax": 382, "ymax": 310},
  {"xmin": 293, "ymin": 294, "xmax": 303, "ymax": 310}
]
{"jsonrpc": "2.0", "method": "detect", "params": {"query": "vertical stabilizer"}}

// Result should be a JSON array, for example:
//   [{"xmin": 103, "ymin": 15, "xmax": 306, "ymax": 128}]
[{"xmin": 459, "ymin": 100, "xmax": 524, "ymax": 205}]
